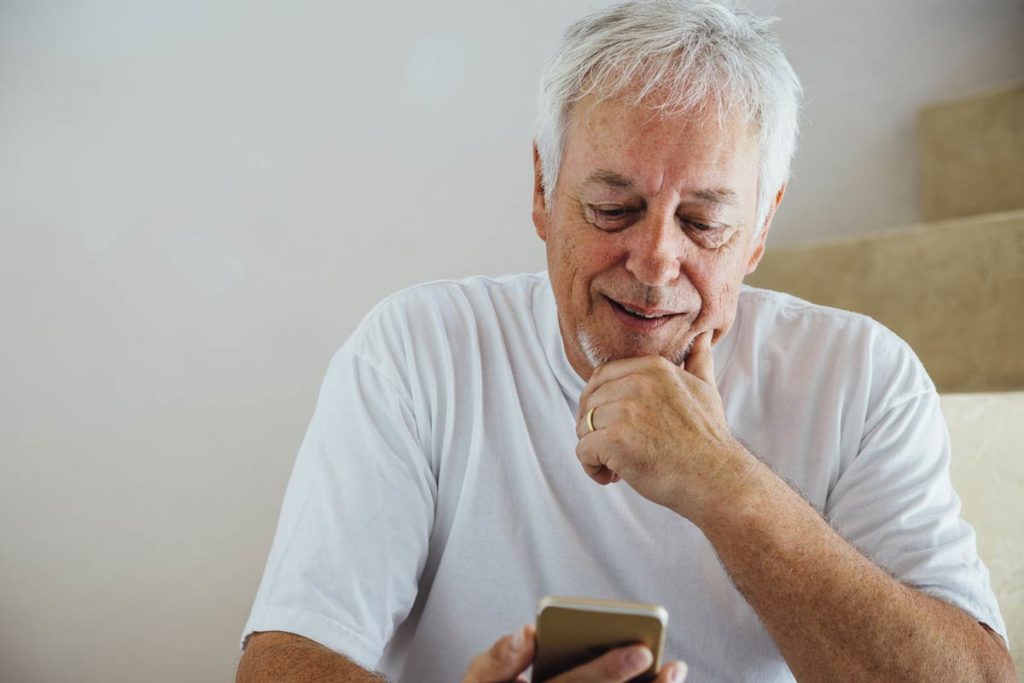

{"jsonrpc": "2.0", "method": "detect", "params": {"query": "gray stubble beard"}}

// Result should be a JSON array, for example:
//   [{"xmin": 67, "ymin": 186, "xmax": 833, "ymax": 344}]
[{"xmin": 576, "ymin": 324, "xmax": 695, "ymax": 370}]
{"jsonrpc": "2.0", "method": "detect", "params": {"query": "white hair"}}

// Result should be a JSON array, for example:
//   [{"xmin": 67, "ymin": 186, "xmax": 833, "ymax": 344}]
[{"xmin": 535, "ymin": 0, "xmax": 803, "ymax": 240}]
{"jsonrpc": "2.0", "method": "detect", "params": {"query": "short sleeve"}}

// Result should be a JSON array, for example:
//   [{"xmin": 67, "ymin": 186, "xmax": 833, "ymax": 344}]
[
  {"xmin": 824, "ymin": 387, "xmax": 1008, "ymax": 642},
  {"xmin": 240, "ymin": 346, "xmax": 437, "ymax": 669}
]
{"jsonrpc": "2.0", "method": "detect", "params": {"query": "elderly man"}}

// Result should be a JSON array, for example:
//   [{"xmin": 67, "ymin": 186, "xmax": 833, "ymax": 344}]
[{"xmin": 237, "ymin": 1, "xmax": 1014, "ymax": 681}]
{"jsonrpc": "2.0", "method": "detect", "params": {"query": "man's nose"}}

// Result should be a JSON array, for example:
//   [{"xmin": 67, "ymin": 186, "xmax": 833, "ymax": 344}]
[{"xmin": 624, "ymin": 214, "xmax": 685, "ymax": 287}]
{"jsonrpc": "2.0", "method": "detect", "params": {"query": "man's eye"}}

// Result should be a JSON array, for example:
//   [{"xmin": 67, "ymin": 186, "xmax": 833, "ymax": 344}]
[
  {"xmin": 682, "ymin": 219, "xmax": 734, "ymax": 248},
  {"xmin": 681, "ymin": 218, "xmax": 716, "ymax": 232},
  {"xmin": 587, "ymin": 205, "xmax": 639, "ymax": 230}
]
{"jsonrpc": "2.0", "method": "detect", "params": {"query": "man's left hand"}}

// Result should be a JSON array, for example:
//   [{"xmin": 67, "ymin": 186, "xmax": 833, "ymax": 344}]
[{"xmin": 575, "ymin": 332, "xmax": 760, "ymax": 523}]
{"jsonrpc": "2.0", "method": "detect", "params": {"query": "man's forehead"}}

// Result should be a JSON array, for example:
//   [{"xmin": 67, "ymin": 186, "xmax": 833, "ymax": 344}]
[{"xmin": 564, "ymin": 92, "xmax": 759, "ymax": 201}]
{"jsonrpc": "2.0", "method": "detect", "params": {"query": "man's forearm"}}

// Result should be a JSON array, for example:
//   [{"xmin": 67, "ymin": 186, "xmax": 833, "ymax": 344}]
[
  {"xmin": 693, "ymin": 449, "xmax": 1015, "ymax": 682},
  {"xmin": 237, "ymin": 631, "xmax": 388, "ymax": 683}
]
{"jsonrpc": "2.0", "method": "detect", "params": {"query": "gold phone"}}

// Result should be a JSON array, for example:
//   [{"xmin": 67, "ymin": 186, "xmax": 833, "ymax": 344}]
[{"xmin": 532, "ymin": 596, "xmax": 668, "ymax": 682}]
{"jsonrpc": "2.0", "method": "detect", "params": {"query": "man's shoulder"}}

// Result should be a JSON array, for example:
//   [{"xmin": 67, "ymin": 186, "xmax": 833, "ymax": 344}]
[
  {"xmin": 344, "ymin": 272, "xmax": 550, "ymax": 359},
  {"xmin": 734, "ymin": 285, "xmax": 936, "ymax": 400},
  {"xmin": 737, "ymin": 285, "xmax": 904, "ymax": 348},
  {"xmin": 364, "ymin": 272, "xmax": 548, "ymax": 326},
  {"xmin": 384, "ymin": 271, "xmax": 547, "ymax": 306},
  {"xmin": 739, "ymin": 285, "xmax": 879, "ymax": 329}
]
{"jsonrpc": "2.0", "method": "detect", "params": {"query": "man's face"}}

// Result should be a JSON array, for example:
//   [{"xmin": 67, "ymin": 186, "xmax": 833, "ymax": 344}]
[{"xmin": 533, "ymin": 94, "xmax": 779, "ymax": 380}]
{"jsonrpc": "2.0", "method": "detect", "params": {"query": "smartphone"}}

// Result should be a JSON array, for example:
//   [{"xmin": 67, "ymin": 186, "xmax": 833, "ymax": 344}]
[{"xmin": 532, "ymin": 596, "xmax": 668, "ymax": 682}]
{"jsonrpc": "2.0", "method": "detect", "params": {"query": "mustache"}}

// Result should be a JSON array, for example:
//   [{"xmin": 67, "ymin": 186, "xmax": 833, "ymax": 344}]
[{"xmin": 604, "ymin": 285, "xmax": 695, "ymax": 312}]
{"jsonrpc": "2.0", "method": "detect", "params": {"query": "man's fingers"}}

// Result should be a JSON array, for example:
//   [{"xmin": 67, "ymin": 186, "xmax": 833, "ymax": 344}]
[
  {"xmin": 579, "ymin": 339, "xmax": 715, "ymax": 426},
  {"xmin": 683, "ymin": 331, "xmax": 715, "ymax": 386},
  {"xmin": 655, "ymin": 661, "xmax": 689, "ymax": 683},
  {"xmin": 577, "ymin": 356, "xmax": 661, "ymax": 420},
  {"xmin": 576, "ymin": 436, "xmax": 616, "ymax": 484},
  {"xmin": 551, "ymin": 645, "xmax": 653, "ymax": 682},
  {"xmin": 575, "ymin": 403, "xmax": 629, "ymax": 484},
  {"xmin": 576, "ymin": 387, "xmax": 619, "ymax": 439},
  {"xmin": 461, "ymin": 625, "xmax": 534, "ymax": 683}
]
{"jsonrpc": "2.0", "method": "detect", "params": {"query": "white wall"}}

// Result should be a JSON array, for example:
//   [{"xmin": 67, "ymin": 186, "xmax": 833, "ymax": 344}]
[
  {"xmin": 765, "ymin": 0, "xmax": 1024, "ymax": 244},
  {"xmin": 1, "ymin": 2, "xmax": 1021, "ymax": 681}
]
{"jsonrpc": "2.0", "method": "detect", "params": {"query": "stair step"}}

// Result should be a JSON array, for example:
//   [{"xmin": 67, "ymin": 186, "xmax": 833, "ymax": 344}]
[
  {"xmin": 919, "ymin": 84, "xmax": 1024, "ymax": 221},
  {"xmin": 747, "ymin": 210, "xmax": 1024, "ymax": 392},
  {"xmin": 943, "ymin": 391, "xmax": 1024, "ymax": 672}
]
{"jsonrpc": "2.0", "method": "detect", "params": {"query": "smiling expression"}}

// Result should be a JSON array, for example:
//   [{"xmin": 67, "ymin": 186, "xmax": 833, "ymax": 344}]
[{"xmin": 533, "ymin": 93, "xmax": 782, "ymax": 380}]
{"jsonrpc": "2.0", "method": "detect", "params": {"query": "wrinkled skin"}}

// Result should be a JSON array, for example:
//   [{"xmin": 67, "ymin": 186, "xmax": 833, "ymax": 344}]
[{"xmin": 534, "ymin": 94, "xmax": 782, "ymax": 380}]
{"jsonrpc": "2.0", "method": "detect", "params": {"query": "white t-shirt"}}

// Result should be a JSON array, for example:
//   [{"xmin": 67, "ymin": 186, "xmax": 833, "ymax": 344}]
[{"xmin": 243, "ymin": 272, "xmax": 1007, "ymax": 682}]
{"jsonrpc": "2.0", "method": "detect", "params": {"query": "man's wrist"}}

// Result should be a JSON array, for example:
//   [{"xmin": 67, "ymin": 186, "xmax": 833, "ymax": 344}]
[{"xmin": 675, "ymin": 439, "xmax": 773, "ymax": 532}]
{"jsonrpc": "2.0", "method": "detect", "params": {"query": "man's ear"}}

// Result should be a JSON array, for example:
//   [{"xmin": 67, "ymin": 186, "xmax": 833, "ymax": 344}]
[
  {"xmin": 532, "ymin": 142, "xmax": 548, "ymax": 242},
  {"xmin": 745, "ymin": 183, "xmax": 786, "ymax": 275}
]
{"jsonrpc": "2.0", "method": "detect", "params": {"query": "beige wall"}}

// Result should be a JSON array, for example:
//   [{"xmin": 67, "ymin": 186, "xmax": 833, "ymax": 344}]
[{"xmin": 1, "ymin": 1, "xmax": 1021, "ymax": 681}]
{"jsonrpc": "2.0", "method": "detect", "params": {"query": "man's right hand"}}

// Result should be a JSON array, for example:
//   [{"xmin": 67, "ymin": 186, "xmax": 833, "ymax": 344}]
[{"xmin": 461, "ymin": 625, "xmax": 688, "ymax": 683}]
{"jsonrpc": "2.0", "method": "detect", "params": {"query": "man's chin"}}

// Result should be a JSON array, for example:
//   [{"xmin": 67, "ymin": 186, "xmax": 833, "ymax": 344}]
[{"xmin": 578, "ymin": 330, "xmax": 695, "ymax": 368}]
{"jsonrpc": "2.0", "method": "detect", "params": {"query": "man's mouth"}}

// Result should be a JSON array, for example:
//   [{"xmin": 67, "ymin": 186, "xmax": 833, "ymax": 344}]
[
  {"xmin": 606, "ymin": 296, "xmax": 679, "ymax": 321},
  {"xmin": 605, "ymin": 296, "xmax": 682, "ymax": 323}
]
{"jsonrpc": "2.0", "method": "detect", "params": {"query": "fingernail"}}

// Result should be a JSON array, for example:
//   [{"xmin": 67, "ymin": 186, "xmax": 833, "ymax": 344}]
[
  {"xmin": 510, "ymin": 626, "xmax": 525, "ymax": 652},
  {"xmin": 626, "ymin": 647, "xmax": 652, "ymax": 668},
  {"xmin": 671, "ymin": 662, "xmax": 688, "ymax": 682}
]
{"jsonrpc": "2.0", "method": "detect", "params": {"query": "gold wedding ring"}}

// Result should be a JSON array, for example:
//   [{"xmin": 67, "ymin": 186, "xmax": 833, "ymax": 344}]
[{"xmin": 585, "ymin": 406, "xmax": 597, "ymax": 433}]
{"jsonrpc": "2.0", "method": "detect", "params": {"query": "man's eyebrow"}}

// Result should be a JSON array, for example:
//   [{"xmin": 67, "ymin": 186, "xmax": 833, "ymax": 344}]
[
  {"xmin": 583, "ymin": 169, "xmax": 636, "ymax": 190},
  {"xmin": 583, "ymin": 171, "xmax": 738, "ymax": 207},
  {"xmin": 688, "ymin": 187, "xmax": 739, "ymax": 206}
]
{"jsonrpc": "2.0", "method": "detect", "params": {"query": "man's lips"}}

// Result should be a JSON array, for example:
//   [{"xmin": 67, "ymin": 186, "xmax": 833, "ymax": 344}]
[
  {"xmin": 604, "ymin": 295, "xmax": 688, "ymax": 331},
  {"xmin": 604, "ymin": 295, "xmax": 683, "ymax": 319}
]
